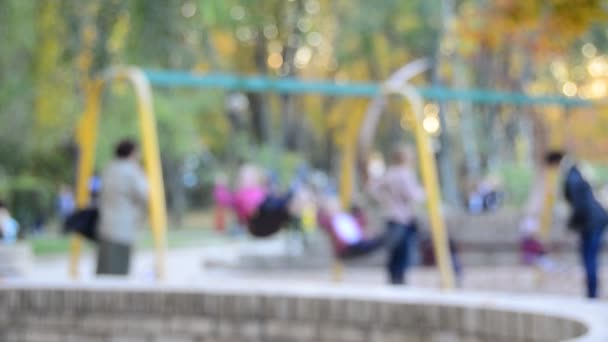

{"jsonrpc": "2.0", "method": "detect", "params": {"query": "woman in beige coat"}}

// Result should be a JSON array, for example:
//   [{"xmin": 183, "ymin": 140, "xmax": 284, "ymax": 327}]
[
  {"xmin": 97, "ymin": 139, "xmax": 148, "ymax": 276},
  {"xmin": 369, "ymin": 144, "xmax": 425, "ymax": 284}
]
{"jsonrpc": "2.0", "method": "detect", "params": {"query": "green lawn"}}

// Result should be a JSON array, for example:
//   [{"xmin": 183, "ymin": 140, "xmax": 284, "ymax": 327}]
[
  {"xmin": 136, "ymin": 227, "xmax": 229, "ymax": 250},
  {"xmin": 31, "ymin": 236, "xmax": 77, "ymax": 255},
  {"xmin": 29, "ymin": 211, "xmax": 232, "ymax": 256},
  {"xmin": 30, "ymin": 227, "xmax": 229, "ymax": 256}
]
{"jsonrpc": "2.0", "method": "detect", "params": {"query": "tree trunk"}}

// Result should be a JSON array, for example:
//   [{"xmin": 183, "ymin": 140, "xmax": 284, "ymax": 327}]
[
  {"xmin": 432, "ymin": 0, "xmax": 461, "ymax": 206},
  {"xmin": 162, "ymin": 157, "xmax": 186, "ymax": 228},
  {"xmin": 280, "ymin": 0, "xmax": 305, "ymax": 151},
  {"xmin": 248, "ymin": 34, "xmax": 270, "ymax": 144},
  {"xmin": 248, "ymin": 92, "xmax": 270, "ymax": 144},
  {"xmin": 454, "ymin": 55, "xmax": 482, "ymax": 185}
]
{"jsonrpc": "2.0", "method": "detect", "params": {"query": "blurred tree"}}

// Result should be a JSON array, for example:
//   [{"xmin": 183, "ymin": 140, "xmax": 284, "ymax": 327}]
[
  {"xmin": 449, "ymin": 0, "xmax": 608, "ymax": 178},
  {"xmin": 1, "ymin": 0, "xmax": 608, "ymax": 215}
]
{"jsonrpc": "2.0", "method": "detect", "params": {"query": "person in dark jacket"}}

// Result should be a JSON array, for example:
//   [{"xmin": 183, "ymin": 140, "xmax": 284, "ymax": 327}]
[{"xmin": 546, "ymin": 151, "xmax": 607, "ymax": 298}]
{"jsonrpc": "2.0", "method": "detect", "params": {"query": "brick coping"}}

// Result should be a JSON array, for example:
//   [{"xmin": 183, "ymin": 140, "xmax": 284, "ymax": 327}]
[{"xmin": 1, "ymin": 279, "xmax": 607, "ymax": 341}]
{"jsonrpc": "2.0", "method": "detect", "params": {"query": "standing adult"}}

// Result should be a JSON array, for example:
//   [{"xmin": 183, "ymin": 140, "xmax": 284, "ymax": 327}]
[
  {"xmin": 97, "ymin": 139, "xmax": 148, "ymax": 276},
  {"xmin": 369, "ymin": 144, "xmax": 425, "ymax": 284},
  {"xmin": 546, "ymin": 151, "xmax": 607, "ymax": 298}
]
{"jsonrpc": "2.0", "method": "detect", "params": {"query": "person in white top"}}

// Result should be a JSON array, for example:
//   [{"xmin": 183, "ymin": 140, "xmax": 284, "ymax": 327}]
[
  {"xmin": 0, "ymin": 201, "xmax": 19, "ymax": 244},
  {"xmin": 369, "ymin": 144, "xmax": 425, "ymax": 284},
  {"xmin": 317, "ymin": 196, "xmax": 386, "ymax": 259}
]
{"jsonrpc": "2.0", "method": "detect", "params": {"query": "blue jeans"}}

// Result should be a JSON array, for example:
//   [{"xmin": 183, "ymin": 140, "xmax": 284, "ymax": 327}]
[
  {"xmin": 386, "ymin": 221, "xmax": 417, "ymax": 285},
  {"xmin": 580, "ymin": 227, "xmax": 605, "ymax": 298}
]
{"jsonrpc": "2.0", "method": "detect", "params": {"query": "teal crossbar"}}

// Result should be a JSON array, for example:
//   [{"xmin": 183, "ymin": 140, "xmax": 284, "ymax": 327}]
[{"xmin": 144, "ymin": 70, "xmax": 591, "ymax": 107}]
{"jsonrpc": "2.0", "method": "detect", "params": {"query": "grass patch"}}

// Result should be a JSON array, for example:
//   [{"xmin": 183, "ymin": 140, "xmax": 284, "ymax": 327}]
[
  {"xmin": 136, "ymin": 227, "xmax": 227, "ymax": 250},
  {"xmin": 30, "ymin": 227, "xmax": 226, "ymax": 256},
  {"xmin": 31, "ymin": 236, "xmax": 82, "ymax": 256},
  {"xmin": 30, "ymin": 211, "xmax": 229, "ymax": 256}
]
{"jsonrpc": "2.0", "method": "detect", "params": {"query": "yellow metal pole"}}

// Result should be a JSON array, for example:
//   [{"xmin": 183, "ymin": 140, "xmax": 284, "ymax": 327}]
[
  {"xmin": 70, "ymin": 66, "xmax": 168, "ymax": 280},
  {"xmin": 339, "ymin": 143, "xmax": 355, "ymax": 208},
  {"xmin": 539, "ymin": 107, "xmax": 565, "ymax": 241},
  {"xmin": 332, "ymin": 260, "xmax": 344, "ymax": 283},
  {"xmin": 535, "ymin": 108, "xmax": 564, "ymax": 287},
  {"xmin": 70, "ymin": 80, "xmax": 103, "ymax": 279},
  {"xmin": 540, "ymin": 167, "xmax": 558, "ymax": 241},
  {"xmin": 334, "ymin": 100, "xmax": 367, "ymax": 281},
  {"xmin": 125, "ymin": 68, "xmax": 168, "ymax": 280},
  {"xmin": 398, "ymin": 85, "xmax": 455, "ymax": 290},
  {"xmin": 339, "ymin": 101, "xmax": 367, "ymax": 207}
]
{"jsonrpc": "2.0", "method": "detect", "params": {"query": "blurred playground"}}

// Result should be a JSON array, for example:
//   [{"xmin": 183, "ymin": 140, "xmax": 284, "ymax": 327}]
[{"xmin": 2, "ymin": 1, "xmax": 608, "ymax": 341}]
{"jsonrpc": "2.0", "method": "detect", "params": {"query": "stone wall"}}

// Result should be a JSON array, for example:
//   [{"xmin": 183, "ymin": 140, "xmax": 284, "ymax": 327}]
[
  {"xmin": 0, "ymin": 282, "xmax": 603, "ymax": 342},
  {"xmin": 0, "ymin": 243, "xmax": 32, "ymax": 276}
]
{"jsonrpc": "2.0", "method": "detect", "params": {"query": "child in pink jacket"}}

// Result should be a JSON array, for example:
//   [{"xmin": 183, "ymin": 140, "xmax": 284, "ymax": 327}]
[{"xmin": 214, "ymin": 164, "xmax": 294, "ymax": 237}]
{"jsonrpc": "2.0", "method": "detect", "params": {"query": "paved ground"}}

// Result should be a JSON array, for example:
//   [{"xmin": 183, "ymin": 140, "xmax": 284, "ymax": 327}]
[{"xmin": 23, "ymin": 233, "xmax": 608, "ymax": 300}]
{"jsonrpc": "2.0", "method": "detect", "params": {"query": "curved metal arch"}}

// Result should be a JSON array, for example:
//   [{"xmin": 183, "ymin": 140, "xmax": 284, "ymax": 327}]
[
  {"xmin": 338, "ymin": 59, "xmax": 455, "ymax": 289},
  {"xmin": 390, "ymin": 84, "xmax": 455, "ymax": 290},
  {"xmin": 358, "ymin": 58, "xmax": 431, "ymax": 164},
  {"xmin": 70, "ymin": 66, "xmax": 168, "ymax": 280},
  {"xmin": 339, "ymin": 60, "xmax": 431, "ymax": 209}
]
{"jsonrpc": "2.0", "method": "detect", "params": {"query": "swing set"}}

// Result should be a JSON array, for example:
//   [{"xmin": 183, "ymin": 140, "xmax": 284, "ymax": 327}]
[{"xmin": 71, "ymin": 62, "xmax": 592, "ymax": 289}]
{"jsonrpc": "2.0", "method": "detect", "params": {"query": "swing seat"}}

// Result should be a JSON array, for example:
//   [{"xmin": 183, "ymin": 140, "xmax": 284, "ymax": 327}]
[
  {"xmin": 317, "ymin": 211, "xmax": 348, "ymax": 256},
  {"xmin": 318, "ymin": 210, "xmax": 383, "ymax": 259}
]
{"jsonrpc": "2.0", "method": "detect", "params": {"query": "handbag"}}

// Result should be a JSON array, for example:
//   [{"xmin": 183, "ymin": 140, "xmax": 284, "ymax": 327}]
[{"xmin": 63, "ymin": 207, "xmax": 99, "ymax": 242}]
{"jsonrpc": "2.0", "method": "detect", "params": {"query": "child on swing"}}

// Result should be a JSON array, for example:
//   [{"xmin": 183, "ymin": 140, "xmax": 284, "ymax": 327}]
[
  {"xmin": 214, "ymin": 164, "xmax": 299, "ymax": 237},
  {"xmin": 317, "ymin": 197, "xmax": 386, "ymax": 259}
]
